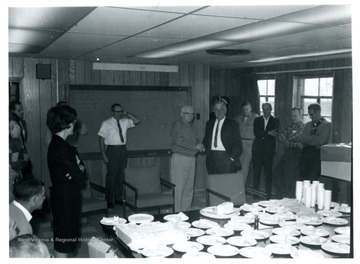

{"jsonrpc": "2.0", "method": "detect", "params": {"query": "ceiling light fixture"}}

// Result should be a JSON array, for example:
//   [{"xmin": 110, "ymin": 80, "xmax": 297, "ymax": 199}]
[
  {"xmin": 247, "ymin": 48, "xmax": 352, "ymax": 63},
  {"xmin": 206, "ymin": 49, "xmax": 251, "ymax": 56}
]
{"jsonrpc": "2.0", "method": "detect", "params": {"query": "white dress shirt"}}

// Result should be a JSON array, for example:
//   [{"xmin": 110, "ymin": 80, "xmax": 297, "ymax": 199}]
[
  {"xmin": 263, "ymin": 116, "xmax": 270, "ymax": 130},
  {"xmin": 98, "ymin": 117, "xmax": 135, "ymax": 145},
  {"xmin": 211, "ymin": 117, "xmax": 226, "ymax": 151}
]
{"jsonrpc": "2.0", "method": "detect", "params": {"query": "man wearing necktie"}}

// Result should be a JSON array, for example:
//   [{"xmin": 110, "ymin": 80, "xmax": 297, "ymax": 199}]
[
  {"xmin": 202, "ymin": 98, "xmax": 242, "ymax": 174},
  {"xmin": 98, "ymin": 103, "xmax": 140, "ymax": 208}
]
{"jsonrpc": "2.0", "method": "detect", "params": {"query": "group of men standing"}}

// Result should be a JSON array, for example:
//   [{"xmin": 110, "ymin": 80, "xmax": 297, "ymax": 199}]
[
  {"xmin": 95, "ymin": 98, "xmax": 331, "ymax": 212},
  {"xmin": 170, "ymin": 99, "xmax": 331, "ymax": 211}
]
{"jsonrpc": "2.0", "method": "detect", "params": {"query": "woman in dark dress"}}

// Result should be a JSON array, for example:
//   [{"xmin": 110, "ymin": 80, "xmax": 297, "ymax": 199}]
[{"xmin": 47, "ymin": 105, "xmax": 86, "ymax": 257}]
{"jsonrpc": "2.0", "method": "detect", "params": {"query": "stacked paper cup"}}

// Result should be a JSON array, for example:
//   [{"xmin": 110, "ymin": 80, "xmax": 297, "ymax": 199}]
[
  {"xmin": 317, "ymin": 184, "xmax": 325, "ymax": 210},
  {"xmin": 310, "ymin": 184, "xmax": 317, "ymax": 207},
  {"xmin": 295, "ymin": 181, "xmax": 303, "ymax": 202},
  {"xmin": 302, "ymin": 180, "xmax": 311, "ymax": 204},
  {"xmin": 304, "ymin": 185, "xmax": 312, "ymax": 208},
  {"xmin": 324, "ymin": 190, "xmax": 332, "ymax": 211}
]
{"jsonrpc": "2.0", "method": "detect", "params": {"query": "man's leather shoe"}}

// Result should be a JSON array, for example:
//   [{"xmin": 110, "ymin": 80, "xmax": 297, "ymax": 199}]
[{"xmin": 107, "ymin": 202, "xmax": 114, "ymax": 208}]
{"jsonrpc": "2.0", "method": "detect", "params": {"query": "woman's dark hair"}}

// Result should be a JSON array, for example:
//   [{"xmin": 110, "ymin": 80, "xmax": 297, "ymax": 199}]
[{"xmin": 47, "ymin": 105, "xmax": 77, "ymax": 133}]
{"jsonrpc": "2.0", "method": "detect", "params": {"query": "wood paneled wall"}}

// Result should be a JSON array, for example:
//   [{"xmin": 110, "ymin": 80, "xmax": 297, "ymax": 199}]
[{"xmin": 9, "ymin": 57, "xmax": 210, "ymax": 192}]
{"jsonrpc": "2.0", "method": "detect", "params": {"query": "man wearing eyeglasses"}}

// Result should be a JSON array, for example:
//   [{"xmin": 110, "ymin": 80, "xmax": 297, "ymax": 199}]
[
  {"xmin": 298, "ymin": 103, "xmax": 331, "ymax": 181},
  {"xmin": 98, "ymin": 103, "xmax": 140, "ymax": 209},
  {"xmin": 170, "ymin": 105, "xmax": 203, "ymax": 212}
]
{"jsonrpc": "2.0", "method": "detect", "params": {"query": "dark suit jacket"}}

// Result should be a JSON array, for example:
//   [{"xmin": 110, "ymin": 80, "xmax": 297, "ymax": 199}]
[
  {"xmin": 203, "ymin": 117, "xmax": 243, "ymax": 168},
  {"xmin": 252, "ymin": 115, "xmax": 280, "ymax": 155}
]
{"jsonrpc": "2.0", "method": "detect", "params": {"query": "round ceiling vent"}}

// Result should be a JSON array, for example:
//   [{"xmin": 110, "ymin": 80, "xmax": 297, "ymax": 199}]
[{"xmin": 206, "ymin": 49, "xmax": 251, "ymax": 56}]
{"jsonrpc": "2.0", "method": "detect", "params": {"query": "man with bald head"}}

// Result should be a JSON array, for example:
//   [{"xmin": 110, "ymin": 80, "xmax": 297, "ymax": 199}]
[
  {"xmin": 202, "ymin": 98, "xmax": 242, "ymax": 174},
  {"xmin": 170, "ymin": 105, "xmax": 203, "ymax": 212}
]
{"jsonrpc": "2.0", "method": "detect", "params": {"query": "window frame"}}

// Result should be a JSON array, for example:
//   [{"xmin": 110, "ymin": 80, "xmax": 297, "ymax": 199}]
[
  {"xmin": 295, "ymin": 74, "xmax": 334, "ymax": 122},
  {"xmin": 257, "ymin": 77, "xmax": 276, "ymax": 116}
]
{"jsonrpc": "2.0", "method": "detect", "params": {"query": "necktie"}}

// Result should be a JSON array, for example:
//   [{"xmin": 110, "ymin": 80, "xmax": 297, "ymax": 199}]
[
  {"xmin": 116, "ymin": 120, "xmax": 124, "ymax": 143},
  {"xmin": 214, "ymin": 120, "xmax": 219, "ymax": 148}
]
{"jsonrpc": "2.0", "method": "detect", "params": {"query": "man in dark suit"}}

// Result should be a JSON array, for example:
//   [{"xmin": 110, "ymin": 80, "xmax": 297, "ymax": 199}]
[
  {"xmin": 252, "ymin": 103, "xmax": 279, "ymax": 199},
  {"xmin": 202, "ymin": 98, "xmax": 242, "ymax": 174}
]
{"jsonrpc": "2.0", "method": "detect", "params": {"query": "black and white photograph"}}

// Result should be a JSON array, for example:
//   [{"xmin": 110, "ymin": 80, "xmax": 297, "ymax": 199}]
[{"xmin": 4, "ymin": 0, "xmax": 357, "ymax": 260}]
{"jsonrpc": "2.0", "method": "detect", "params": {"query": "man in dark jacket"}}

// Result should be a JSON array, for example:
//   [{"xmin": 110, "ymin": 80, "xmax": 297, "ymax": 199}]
[
  {"xmin": 203, "ymin": 98, "xmax": 242, "ymax": 174},
  {"xmin": 252, "ymin": 103, "xmax": 279, "ymax": 199}
]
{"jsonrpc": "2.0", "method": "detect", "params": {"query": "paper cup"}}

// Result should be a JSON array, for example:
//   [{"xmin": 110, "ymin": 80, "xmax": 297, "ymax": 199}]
[
  {"xmin": 295, "ymin": 181, "xmax": 303, "ymax": 202},
  {"xmin": 305, "ymin": 186, "xmax": 312, "ymax": 208},
  {"xmin": 324, "ymin": 190, "xmax": 332, "ymax": 211},
  {"xmin": 317, "ymin": 188, "xmax": 325, "ymax": 210}
]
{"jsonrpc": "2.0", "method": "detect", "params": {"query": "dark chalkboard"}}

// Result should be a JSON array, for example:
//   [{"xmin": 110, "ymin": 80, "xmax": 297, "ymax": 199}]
[{"xmin": 69, "ymin": 85, "xmax": 191, "ymax": 153}]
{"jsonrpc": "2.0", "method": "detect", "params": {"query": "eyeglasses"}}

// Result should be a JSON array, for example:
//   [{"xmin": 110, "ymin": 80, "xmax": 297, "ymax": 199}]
[
  {"xmin": 182, "ymin": 112, "xmax": 195, "ymax": 115},
  {"xmin": 113, "ymin": 110, "xmax": 124, "ymax": 114}
]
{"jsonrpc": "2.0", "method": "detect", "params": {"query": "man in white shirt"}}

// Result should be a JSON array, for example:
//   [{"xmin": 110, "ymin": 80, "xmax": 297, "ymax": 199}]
[
  {"xmin": 202, "ymin": 98, "xmax": 242, "ymax": 174},
  {"xmin": 9, "ymin": 177, "xmax": 46, "ymax": 236},
  {"xmin": 98, "ymin": 103, "xmax": 140, "ymax": 208}
]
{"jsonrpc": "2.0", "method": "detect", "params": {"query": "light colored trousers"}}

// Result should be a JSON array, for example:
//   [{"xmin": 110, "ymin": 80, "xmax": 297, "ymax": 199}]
[
  {"xmin": 240, "ymin": 139, "xmax": 254, "ymax": 185},
  {"xmin": 170, "ymin": 153, "xmax": 196, "ymax": 212}
]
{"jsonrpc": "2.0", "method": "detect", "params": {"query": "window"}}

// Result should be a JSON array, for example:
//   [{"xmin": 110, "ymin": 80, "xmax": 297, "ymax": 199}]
[
  {"xmin": 299, "ymin": 77, "xmax": 333, "ymax": 122},
  {"xmin": 258, "ymin": 79, "xmax": 275, "ymax": 115}
]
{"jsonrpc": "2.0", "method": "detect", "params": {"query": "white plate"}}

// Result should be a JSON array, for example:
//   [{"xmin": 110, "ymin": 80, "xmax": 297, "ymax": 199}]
[
  {"xmin": 128, "ymin": 213, "xmax": 154, "ymax": 224},
  {"xmin": 322, "ymin": 217, "xmax": 348, "ymax": 226},
  {"xmin": 300, "ymin": 235, "xmax": 328, "ymax": 246},
  {"xmin": 272, "ymin": 227, "xmax": 301, "ymax": 237},
  {"xmin": 199, "ymin": 206, "xmax": 240, "ymax": 219},
  {"xmin": 332, "ymin": 235, "xmax": 350, "ymax": 244},
  {"xmin": 241, "ymin": 204, "xmax": 263, "ymax": 213},
  {"xmin": 334, "ymin": 226, "xmax": 350, "ymax": 236},
  {"xmin": 338, "ymin": 206, "xmax": 351, "ymax": 214},
  {"xmin": 258, "ymin": 200, "xmax": 281, "ymax": 208},
  {"xmin": 265, "ymin": 243, "xmax": 295, "ymax": 255},
  {"xmin": 163, "ymin": 212, "xmax": 189, "ymax": 222},
  {"xmin": 265, "ymin": 206, "xmax": 288, "ymax": 214},
  {"xmin": 206, "ymin": 227, "xmax": 234, "ymax": 237},
  {"xmin": 317, "ymin": 210, "xmax": 343, "ymax": 218},
  {"xmin": 321, "ymin": 242, "xmax": 350, "ymax": 255},
  {"xmin": 230, "ymin": 215, "xmax": 254, "ymax": 224},
  {"xmin": 279, "ymin": 222, "xmax": 307, "ymax": 230},
  {"xmin": 196, "ymin": 235, "xmax": 226, "ymax": 246},
  {"xmin": 182, "ymin": 252, "xmax": 216, "ymax": 259},
  {"xmin": 224, "ymin": 222, "xmax": 252, "ymax": 231},
  {"xmin": 176, "ymin": 221, "xmax": 191, "ymax": 229},
  {"xmin": 300, "ymin": 226, "xmax": 329, "ymax": 237},
  {"xmin": 172, "ymin": 241, "xmax": 204, "ymax": 253},
  {"xmin": 100, "ymin": 216, "xmax": 126, "ymax": 226},
  {"xmin": 238, "ymin": 246, "xmax": 272, "ymax": 259},
  {"xmin": 296, "ymin": 216, "xmax": 323, "ymax": 226},
  {"xmin": 192, "ymin": 219, "xmax": 219, "ymax": 229},
  {"xmin": 226, "ymin": 236, "xmax": 257, "ymax": 247},
  {"xmin": 270, "ymin": 235, "xmax": 300, "ymax": 245},
  {"xmin": 259, "ymin": 215, "xmax": 280, "ymax": 226},
  {"xmin": 141, "ymin": 246, "xmax": 174, "ymax": 258},
  {"xmin": 241, "ymin": 230, "xmax": 269, "ymax": 240},
  {"xmin": 207, "ymin": 244, "xmax": 239, "ymax": 257},
  {"xmin": 186, "ymin": 228, "xmax": 205, "ymax": 237},
  {"xmin": 290, "ymin": 249, "xmax": 325, "ymax": 258},
  {"xmin": 275, "ymin": 211, "xmax": 297, "ymax": 221}
]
